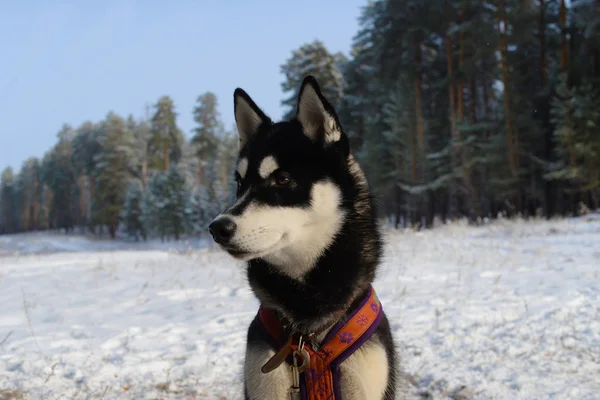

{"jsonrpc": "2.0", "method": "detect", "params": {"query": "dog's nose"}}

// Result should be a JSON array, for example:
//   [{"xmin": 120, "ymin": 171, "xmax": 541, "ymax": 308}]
[{"xmin": 209, "ymin": 218, "xmax": 237, "ymax": 244}]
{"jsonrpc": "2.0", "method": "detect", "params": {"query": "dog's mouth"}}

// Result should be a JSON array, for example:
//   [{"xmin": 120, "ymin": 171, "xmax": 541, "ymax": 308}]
[
  {"xmin": 221, "ymin": 235, "xmax": 287, "ymax": 261},
  {"xmin": 224, "ymin": 248, "xmax": 252, "ymax": 259}
]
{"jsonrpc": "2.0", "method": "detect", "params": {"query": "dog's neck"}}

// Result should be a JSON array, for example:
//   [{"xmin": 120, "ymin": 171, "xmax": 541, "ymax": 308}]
[{"xmin": 246, "ymin": 158, "xmax": 382, "ymax": 334}]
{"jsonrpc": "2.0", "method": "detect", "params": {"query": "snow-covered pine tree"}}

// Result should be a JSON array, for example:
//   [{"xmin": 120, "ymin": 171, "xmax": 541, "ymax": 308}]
[
  {"xmin": 184, "ymin": 184, "xmax": 202, "ymax": 236},
  {"xmin": 120, "ymin": 179, "xmax": 146, "ymax": 241},
  {"xmin": 219, "ymin": 129, "xmax": 240, "ymax": 206},
  {"xmin": 165, "ymin": 165, "xmax": 187, "ymax": 240},
  {"xmin": 191, "ymin": 92, "xmax": 222, "ymax": 188},
  {"xmin": 0, "ymin": 168, "xmax": 17, "ymax": 234},
  {"xmin": 149, "ymin": 96, "xmax": 185, "ymax": 171},
  {"xmin": 280, "ymin": 40, "xmax": 345, "ymax": 120},
  {"xmin": 92, "ymin": 112, "xmax": 134, "ymax": 238},
  {"xmin": 141, "ymin": 171, "xmax": 169, "ymax": 241},
  {"xmin": 548, "ymin": 76, "xmax": 600, "ymax": 210}
]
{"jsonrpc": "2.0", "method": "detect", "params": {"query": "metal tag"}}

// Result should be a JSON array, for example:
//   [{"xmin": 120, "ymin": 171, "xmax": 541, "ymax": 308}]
[{"xmin": 290, "ymin": 350, "xmax": 302, "ymax": 400}]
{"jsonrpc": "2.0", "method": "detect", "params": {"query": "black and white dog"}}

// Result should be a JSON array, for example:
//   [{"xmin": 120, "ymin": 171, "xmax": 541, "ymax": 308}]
[{"xmin": 209, "ymin": 76, "xmax": 399, "ymax": 399}]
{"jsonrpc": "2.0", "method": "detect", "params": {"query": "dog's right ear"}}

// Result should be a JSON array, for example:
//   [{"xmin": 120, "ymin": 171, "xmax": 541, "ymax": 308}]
[{"xmin": 234, "ymin": 88, "xmax": 271, "ymax": 150}]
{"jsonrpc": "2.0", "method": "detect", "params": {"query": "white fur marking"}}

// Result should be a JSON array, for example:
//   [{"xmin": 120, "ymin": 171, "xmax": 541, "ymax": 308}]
[
  {"xmin": 245, "ymin": 343, "xmax": 292, "ymax": 399},
  {"xmin": 324, "ymin": 114, "xmax": 341, "ymax": 143},
  {"xmin": 258, "ymin": 155, "xmax": 279, "ymax": 179},
  {"xmin": 339, "ymin": 340, "xmax": 389, "ymax": 399},
  {"xmin": 237, "ymin": 157, "xmax": 248, "ymax": 179}
]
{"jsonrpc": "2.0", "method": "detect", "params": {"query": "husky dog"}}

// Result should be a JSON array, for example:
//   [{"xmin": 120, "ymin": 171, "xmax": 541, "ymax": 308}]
[{"xmin": 209, "ymin": 76, "xmax": 399, "ymax": 399}]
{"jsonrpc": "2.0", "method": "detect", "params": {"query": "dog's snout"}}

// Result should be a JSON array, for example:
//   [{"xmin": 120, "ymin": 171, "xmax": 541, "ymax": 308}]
[{"xmin": 209, "ymin": 218, "xmax": 237, "ymax": 244}]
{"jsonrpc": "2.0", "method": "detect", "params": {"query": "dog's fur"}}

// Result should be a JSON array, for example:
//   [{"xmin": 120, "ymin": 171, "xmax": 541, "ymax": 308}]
[{"xmin": 209, "ymin": 76, "xmax": 399, "ymax": 399}]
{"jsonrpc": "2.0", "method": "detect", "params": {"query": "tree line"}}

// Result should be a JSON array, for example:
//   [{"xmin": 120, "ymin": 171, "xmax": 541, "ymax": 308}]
[
  {"xmin": 280, "ymin": 0, "xmax": 599, "ymax": 227},
  {"xmin": 1, "ymin": 0, "xmax": 599, "ymax": 237},
  {"xmin": 0, "ymin": 93, "xmax": 237, "ymax": 239}
]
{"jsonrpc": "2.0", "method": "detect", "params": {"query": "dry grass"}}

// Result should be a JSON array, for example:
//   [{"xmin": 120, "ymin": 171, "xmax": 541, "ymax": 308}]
[{"xmin": 0, "ymin": 389, "xmax": 28, "ymax": 400}]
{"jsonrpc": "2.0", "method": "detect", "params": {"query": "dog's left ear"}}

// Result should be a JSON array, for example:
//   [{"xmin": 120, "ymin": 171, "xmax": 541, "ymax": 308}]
[{"xmin": 296, "ymin": 76, "xmax": 343, "ymax": 146}]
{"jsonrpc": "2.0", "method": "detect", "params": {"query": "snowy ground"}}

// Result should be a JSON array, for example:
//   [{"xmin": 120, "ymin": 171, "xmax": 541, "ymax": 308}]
[
  {"xmin": 1, "ymin": 216, "xmax": 599, "ymax": 399},
  {"xmin": 0, "ymin": 231, "xmax": 211, "ymax": 257}
]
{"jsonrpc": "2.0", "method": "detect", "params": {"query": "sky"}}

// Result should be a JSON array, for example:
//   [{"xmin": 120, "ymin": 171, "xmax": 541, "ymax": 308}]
[{"xmin": 0, "ymin": 0, "xmax": 364, "ymax": 172}]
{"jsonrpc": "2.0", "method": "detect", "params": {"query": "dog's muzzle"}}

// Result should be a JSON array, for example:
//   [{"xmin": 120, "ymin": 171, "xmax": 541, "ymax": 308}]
[{"xmin": 208, "ymin": 217, "xmax": 237, "ymax": 245}]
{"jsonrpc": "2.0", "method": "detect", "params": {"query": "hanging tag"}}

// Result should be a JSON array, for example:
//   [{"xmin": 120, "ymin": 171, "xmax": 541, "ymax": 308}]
[
  {"xmin": 293, "ymin": 347, "xmax": 310, "ymax": 373},
  {"xmin": 290, "ymin": 350, "xmax": 302, "ymax": 400}
]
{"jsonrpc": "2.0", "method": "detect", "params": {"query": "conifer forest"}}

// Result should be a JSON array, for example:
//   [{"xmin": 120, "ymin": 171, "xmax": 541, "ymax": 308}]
[{"xmin": 1, "ymin": 0, "xmax": 599, "ymax": 238}]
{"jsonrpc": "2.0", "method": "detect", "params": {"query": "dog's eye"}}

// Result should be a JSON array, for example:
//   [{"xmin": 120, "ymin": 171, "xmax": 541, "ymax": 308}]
[{"xmin": 273, "ymin": 170, "xmax": 291, "ymax": 187}]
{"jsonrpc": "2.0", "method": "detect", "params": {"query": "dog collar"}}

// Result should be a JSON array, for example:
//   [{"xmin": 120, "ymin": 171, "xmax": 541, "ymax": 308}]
[{"xmin": 255, "ymin": 286, "xmax": 383, "ymax": 400}]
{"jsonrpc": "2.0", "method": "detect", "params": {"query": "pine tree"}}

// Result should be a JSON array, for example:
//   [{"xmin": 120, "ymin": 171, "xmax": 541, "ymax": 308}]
[
  {"xmin": 120, "ymin": 179, "xmax": 146, "ymax": 241},
  {"xmin": 165, "ymin": 165, "xmax": 187, "ymax": 240},
  {"xmin": 549, "ymin": 77, "xmax": 600, "ymax": 209},
  {"xmin": 185, "ymin": 185, "xmax": 203, "ymax": 236},
  {"xmin": 149, "ymin": 96, "xmax": 184, "ymax": 171},
  {"xmin": 216, "ymin": 130, "xmax": 239, "ymax": 206},
  {"xmin": 71, "ymin": 121, "xmax": 102, "ymax": 230},
  {"xmin": 281, "ymin": 40, "xmax": 345, "ymax": 120},
  {"xmin": 123, "ymin": 115, "xmax": 152, "ymax": 189},
  {"xmin": 42, "ymin": 127, "xmax": 80, "ymax": 232},
  {"xmin": 141, "ymin": 171, "xmax": 169, "ymax": 241},
  {"xmin": 191, "ymin": 92, "xmax": 222, "ymax": 188},
  {"xmin": 93, "ymin": 112, "xmax": 134, "ymax": 238},
  {"xmin": 0, "ymin": 168, "xmax": 17, "ymax": 234}
]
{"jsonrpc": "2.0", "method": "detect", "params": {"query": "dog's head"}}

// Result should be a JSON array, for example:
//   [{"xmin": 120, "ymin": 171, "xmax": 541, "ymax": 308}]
[{"xmin": 209, "ymin": 76, "xmax": 367, "ymax": 278}]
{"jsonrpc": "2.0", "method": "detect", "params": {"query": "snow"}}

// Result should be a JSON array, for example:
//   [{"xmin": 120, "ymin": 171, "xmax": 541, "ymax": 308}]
[
  {"xmin": 1, "ymin": 215, "xmax": 600, "ymax": 399},
  {"xmin": 0, "ymin": 231, "xmax": 211, "ymax": 257}
]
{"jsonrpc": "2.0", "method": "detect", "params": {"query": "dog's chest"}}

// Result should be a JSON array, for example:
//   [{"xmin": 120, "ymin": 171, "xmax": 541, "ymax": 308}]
[{"xmin": 244, "ymin": 338, "xmax": 388, "ymax": 399}]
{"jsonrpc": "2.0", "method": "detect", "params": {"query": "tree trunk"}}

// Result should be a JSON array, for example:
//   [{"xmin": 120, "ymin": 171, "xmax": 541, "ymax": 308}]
[
  {"xmin": 89, "ymin": 176, "xmax": 96, "ymax": 231},
  {"xmin": 453, "ymin": 6, "xmax": 478, "ymax": 221},
  {"xmin": 497, "ymin": 0, "xmax": 517, "ymax": 179},
  {"xmin": 163, "ymin": 138, "xmax": 170, "ymax": 171},
  {"xmin": 197, "ymin": 163, "xmax": 203, "ymax": 188},
  {"xmin": 594, "ymin": 47, "xmax": 600, "ymax": 78},
  {"xmin": 78, "ymin": 175, "xmax": 86, "ymax": 228},
  {"xmin": 539, "ymin": 0, "xmax": 555, "ymax": 218},
  {"xmin": 409, "ymin": 101, "xmax": 417, "ymax": 186},
  {"xmin": 414, "ymin": 34, "xmax": 427, "ymax": 226},
  {"xmin": 141, "ymin": 159, "xmax": 148, "ymax": 190},
  {"xmin": 540, "ymin": 0, "xmax": 547, "ymax": 88},
  {"xmin": 445, "ymin": 19, "xmax": 458, "ymax": 220},
  {"xmin": 468, "ymin": 77, "xmax": 482, "ymax": 221},
  {"xmin": 469, "ymin": 77, "xmax": 478, "ymax": 123},
  {"xmin": 407, "ymin": 84, "xmax": 417, "ymax": 225},
  {"xmin": 414, "ymin": 36, "xmax": 426, "ymax": 159},
  {"xmin": 457, "ymin": 10, "xmax": 465, "ymax": 122},
  {"xmin": 560, "ymin": 0, "xmax": 568, "ymax": 72}
]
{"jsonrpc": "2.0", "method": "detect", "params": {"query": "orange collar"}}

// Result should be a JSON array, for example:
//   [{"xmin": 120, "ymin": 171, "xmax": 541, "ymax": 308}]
[{"xmin": 256, "ymin": 286, "xmax": 383, "ymax": 400}]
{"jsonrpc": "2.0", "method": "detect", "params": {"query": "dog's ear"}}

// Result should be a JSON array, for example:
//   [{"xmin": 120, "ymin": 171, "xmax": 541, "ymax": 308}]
[
  {"xmin": 295, "ymin": 75, "xmax": 343, "ymax": 146},
  {"xmin": 234, "ymin": 88, "xmax": 271, "ymax": 150}
]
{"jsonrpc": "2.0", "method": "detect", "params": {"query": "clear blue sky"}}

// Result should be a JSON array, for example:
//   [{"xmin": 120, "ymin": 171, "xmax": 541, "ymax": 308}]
[{"xmin": 0, "ymin": 0, "xmax": 364, "ymax": 171}]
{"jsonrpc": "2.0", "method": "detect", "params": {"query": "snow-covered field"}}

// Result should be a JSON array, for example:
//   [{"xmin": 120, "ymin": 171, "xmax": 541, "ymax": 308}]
[{"xmin": 1, "ymin": 216, "xmax": 599, "ymax": 399}]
